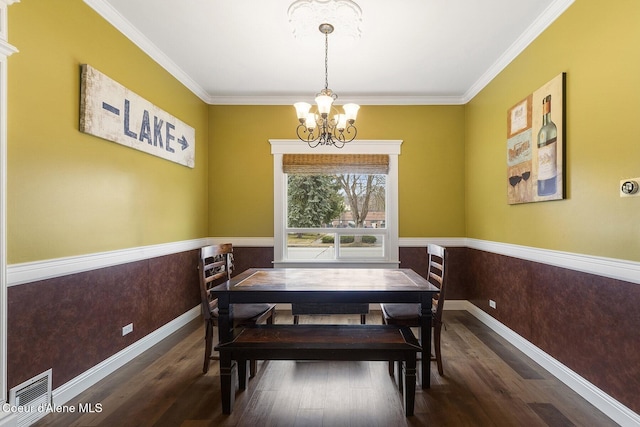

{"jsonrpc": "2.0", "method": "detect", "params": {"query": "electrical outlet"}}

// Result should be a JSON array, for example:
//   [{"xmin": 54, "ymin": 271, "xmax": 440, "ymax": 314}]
[
  {"xmin": 620, "ymin": 177, "xmax": 640, "ymax": 197},
  {"xmin": 122, "ymin": 323, "xmax": 133, "ymax": 336},
  {"xmin": 489, "ymin": 299, "xmax": 496, "ymax": 309}
]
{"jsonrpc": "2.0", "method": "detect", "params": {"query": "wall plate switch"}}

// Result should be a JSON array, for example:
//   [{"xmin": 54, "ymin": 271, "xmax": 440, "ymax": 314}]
[
  {"xmin": 620, "ymin": 177, "xmax": 640, "ymax": 197},
  {"xmin": 489, "ymin": 299, "xmax": 496, "ymax": 309},
  {"xmin": 122, "ymin": 323, "xmax": 133, "ymax": 336}
]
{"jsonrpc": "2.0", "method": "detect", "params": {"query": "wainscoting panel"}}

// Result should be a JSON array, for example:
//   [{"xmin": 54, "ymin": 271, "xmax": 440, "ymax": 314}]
[
  {"xmin": 231, "ymin": 246, "xmax": 275, "ymax": 275},
  {"xmin": 466, "ymin": 248, "xmax": 640, "ymax": 416},
  {"xmin": 6, "ymin": 240, "xmax": 639, "ymax": 422},
  {"xmin": 7, "ymin": 249, "xmax": 201, "ymax": 391},
  {"xmin": 399, "ymin": 246, "xmax": 469, "ymax": 300}
]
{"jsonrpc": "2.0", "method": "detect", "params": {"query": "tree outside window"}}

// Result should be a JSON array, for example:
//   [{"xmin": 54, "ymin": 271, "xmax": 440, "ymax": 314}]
[{"xmin": 286, "ymin": 173, "xmax": 386, "ymax": 260}]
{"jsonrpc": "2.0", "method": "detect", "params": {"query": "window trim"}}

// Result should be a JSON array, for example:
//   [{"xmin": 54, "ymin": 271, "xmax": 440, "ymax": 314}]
[{"xmin": 270, "ymin": 139, "xmax": 402, "ymax": 268}]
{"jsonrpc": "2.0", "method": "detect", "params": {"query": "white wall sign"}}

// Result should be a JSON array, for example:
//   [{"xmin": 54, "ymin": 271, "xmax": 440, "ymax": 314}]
[{"xmin": 80, "ymin": 64, "xmax": 195, "ymax": 168}]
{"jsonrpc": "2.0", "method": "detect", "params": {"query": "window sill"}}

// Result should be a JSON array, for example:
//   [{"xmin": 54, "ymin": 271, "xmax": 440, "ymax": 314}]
[{"xmin": 273, "ymin": 260, "xmax": 400, "ymax": 269}]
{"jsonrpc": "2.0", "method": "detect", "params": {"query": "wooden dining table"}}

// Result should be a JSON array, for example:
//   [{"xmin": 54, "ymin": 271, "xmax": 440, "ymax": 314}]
[{"xmin": 212, "ymin": 268, "xmax": 440, "ymax": 403}]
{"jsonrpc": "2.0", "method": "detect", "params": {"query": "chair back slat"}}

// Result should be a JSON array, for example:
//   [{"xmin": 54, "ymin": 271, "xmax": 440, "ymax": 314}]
[
  {"xmin": 426, "ymin": 243, "xmax": 447, "ymax": 321},
  {"xmin": 198, "ymin": 243, "xmax": 234, "ymax": 320}
]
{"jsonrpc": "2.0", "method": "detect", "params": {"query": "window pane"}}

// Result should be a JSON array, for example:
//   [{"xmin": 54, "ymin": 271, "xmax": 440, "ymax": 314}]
[
  {"xmin": 286, "ymin": 232, "xmax": 335, "ymax": 260},
  {"xmin": 287, "ymin": 174, "xmax": 386, "ymax": 229},
  {"xmin": 338, "ymin": 235, "xmax": 384, "ymax": 258}
]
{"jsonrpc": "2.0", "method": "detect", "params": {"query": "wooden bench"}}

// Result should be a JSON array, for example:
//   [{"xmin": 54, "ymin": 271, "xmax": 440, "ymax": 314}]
[{"xmin": 215, "ymin": 324, "xmax": 421, "ymax": 416}]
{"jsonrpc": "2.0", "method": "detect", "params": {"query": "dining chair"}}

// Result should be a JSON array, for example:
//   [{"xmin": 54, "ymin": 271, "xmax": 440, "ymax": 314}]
[
  {"xmin": 198, "ymin": 243, "xmax": 276, "ymax": 375},
  {"xmin": 380, "ymin": 243, "xmax": 448, "ymax": 377}
]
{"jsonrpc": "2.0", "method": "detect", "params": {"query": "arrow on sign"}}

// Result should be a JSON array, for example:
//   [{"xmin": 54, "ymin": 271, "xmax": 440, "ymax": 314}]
[{"xmin": 178, "ymin": 136, "xmax": 189, "ymax": 151}]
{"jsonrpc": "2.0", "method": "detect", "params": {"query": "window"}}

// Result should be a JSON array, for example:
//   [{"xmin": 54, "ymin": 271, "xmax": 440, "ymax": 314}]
[
  {"xmin": 270, "ymin": 140, "xmax": 402, "ymax": 268},
  {"xmin": 286, "ymin": 172, "xmax": 387, "ymax": 261}
]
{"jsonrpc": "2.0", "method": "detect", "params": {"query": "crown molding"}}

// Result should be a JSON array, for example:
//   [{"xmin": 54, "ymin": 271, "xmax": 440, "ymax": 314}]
[
  {"xmin": 84, "ymin": 0, "xmax": 574, "ymax": 107},
  {"xmin": 82, "ymin": 0, "xmax": 210, "ymax": 102},
  {"xmin": 462, "ymin": 0, "xmax": 575, "ymax": 103},
  {"xmin": 207, "ymin": 94, "xmax": 466, "ymax": 106}
]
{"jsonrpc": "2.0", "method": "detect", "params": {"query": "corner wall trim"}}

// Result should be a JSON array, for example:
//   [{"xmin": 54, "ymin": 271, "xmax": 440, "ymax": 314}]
[
  {"xmin": 464, "ymin": 303, "xmax": 640, "ymax": 427},
  {"xmin": 51, "ymin": 306, "xmax": 201, "ymax": 407}
]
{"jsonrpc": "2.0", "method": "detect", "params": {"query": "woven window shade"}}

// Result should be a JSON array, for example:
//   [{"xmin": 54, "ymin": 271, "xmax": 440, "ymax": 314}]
[{"xmin": 282, "ymin": 154, "xmax": 389, "ymax": 175}]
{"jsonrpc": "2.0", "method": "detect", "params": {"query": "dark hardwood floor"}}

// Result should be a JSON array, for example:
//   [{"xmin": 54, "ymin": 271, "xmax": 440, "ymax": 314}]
[{"xmin": 34, "ymin": 311, "xmax": 616, "ymax": 427}]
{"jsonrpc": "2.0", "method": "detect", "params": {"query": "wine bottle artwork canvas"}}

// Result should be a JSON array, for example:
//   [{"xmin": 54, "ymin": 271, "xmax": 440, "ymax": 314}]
[{"xmin": 506, "ymin": 73, "xmax": 565, "ymax": 204}]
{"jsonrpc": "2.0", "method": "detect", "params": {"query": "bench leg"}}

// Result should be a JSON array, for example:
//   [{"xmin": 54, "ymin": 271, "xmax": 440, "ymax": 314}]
[
  {"xmin": 238, "ymin": 359, "xmax": 249, "ymax": 390},
  {"xmin": 249, "ymin": 360, "xmax": 257, "ymax": 378},
  {"xmin": 394, "ymin": 360, "xmax": 403, "ymax": 393},
  {"xmin": 402, "ymin": 357, "xmax": 417, "ymax": 417},
  {"xmin": 220, "ymin": 355, "xmax": 237, "ymax": 414}
]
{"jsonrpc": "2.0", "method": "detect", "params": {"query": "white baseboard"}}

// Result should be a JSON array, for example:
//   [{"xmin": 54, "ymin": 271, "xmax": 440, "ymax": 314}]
[
  {"xmin": 51, "ymin": 306, "xmax": 201, "ymax": 407},
  {"xmin": 463, "ymin": 302, "xmax": 640, "ymax": 427},
  {"xmin": 43, "ymin": 301, "xmax": 638, "ymax": 426},
  {"xmin": 0, "ymin": 412, "xmax": 17, "ymax": 427}
]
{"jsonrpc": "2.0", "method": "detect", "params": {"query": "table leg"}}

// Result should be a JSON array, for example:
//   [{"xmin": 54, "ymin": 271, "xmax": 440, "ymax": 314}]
[
  {"xmin": 217, "ymin": 294, "xmax": 233, "ymax": 344},
  {"xmin": 220, "ymin": 353, "xmax": 236, "ymax": 414},
  {"xmin": 421, "ymin": 300, "xmax": 432, "ymax": 388}
]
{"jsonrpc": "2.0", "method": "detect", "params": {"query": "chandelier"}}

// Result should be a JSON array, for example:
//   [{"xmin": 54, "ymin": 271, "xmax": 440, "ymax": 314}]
[{"xmin": 293, "ymin": 23, "xmax": 360, "ymax": 148}]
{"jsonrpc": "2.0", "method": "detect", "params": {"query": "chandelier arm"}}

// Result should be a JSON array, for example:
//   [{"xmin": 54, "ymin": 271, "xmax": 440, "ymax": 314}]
[
  {"xmin": 308, "ymin": 138, "xmax": 323, "ymax": 148},
  {"xmin": 343, "ymin": 123, "xmax": 357, "ymax": 142},
  {"xmin": 296, "ymin": 123, "xmax": 332, "ymax": 148},
  {"xmin": 333, "ymin": 124, "xmax": 357, "ymax": 144},
  {"xmin": 296, "ymin": 123, "xmax": 320, "ymax": 144}
]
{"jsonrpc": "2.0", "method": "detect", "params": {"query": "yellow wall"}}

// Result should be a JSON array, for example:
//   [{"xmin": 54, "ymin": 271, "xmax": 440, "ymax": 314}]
[
  {"xmin": 465, "ymin": 0, "xmax": 640, "ymax": 261},
  {"xmin": 8, "ymin": 1, "xmax": 210, "ymax": 263},
  {"xmin": 12, "ymin": 0, "xmax": 636, "ymax": 264},
  {"xmin": 208, "ymin": 105, "xmax": 466, "ymax": 238}
]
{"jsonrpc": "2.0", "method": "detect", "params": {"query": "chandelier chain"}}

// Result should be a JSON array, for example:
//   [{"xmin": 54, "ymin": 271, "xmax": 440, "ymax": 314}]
[{"xmin": 324, "ymin": 30, "xmax": 329, "ymax": 91}]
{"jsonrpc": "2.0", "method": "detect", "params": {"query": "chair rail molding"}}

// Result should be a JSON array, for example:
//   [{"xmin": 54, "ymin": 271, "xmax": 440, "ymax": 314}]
[
  {"xmin": 466, "ymin": 238, "xmax": 640, "ymax": 285},
  {"xmin": 7, "ymin": 238, "xmax": 212, "ymax": 287},
  {"xmin": 8, "ymin": 237, "xmax": 638, "ymax": 287}
]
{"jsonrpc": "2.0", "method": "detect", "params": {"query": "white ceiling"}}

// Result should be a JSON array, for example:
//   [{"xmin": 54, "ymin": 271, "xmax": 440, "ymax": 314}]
[{"xmin": 85, "ymin": 0, "xmax": 574, "ymax": 105}]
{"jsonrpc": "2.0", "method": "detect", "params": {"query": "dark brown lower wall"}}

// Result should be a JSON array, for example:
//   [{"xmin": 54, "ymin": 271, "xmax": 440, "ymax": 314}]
[
  {"xmin": 466, "ymin": 248, "xmax": 640, "ymax": 415},
  {"xmin": 399, "ymin": 246, "xmax": 469, "ymax": 300},
  {"xmin": 7, "ymin": 249, "xmax": 201, "ymax": 390},
  {"xmin": 237, "ymin": 246, "xmax": 640, "ymax": 414},
  {"xmin": 7, "ymin": 245, "xmax": 639, "ymax": 416}
]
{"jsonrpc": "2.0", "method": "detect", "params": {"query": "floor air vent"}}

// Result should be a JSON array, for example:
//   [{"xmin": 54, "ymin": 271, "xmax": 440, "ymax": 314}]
[{"xmin": 9, "ymin": 369, "xmax": 52, "ymax": 427}]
